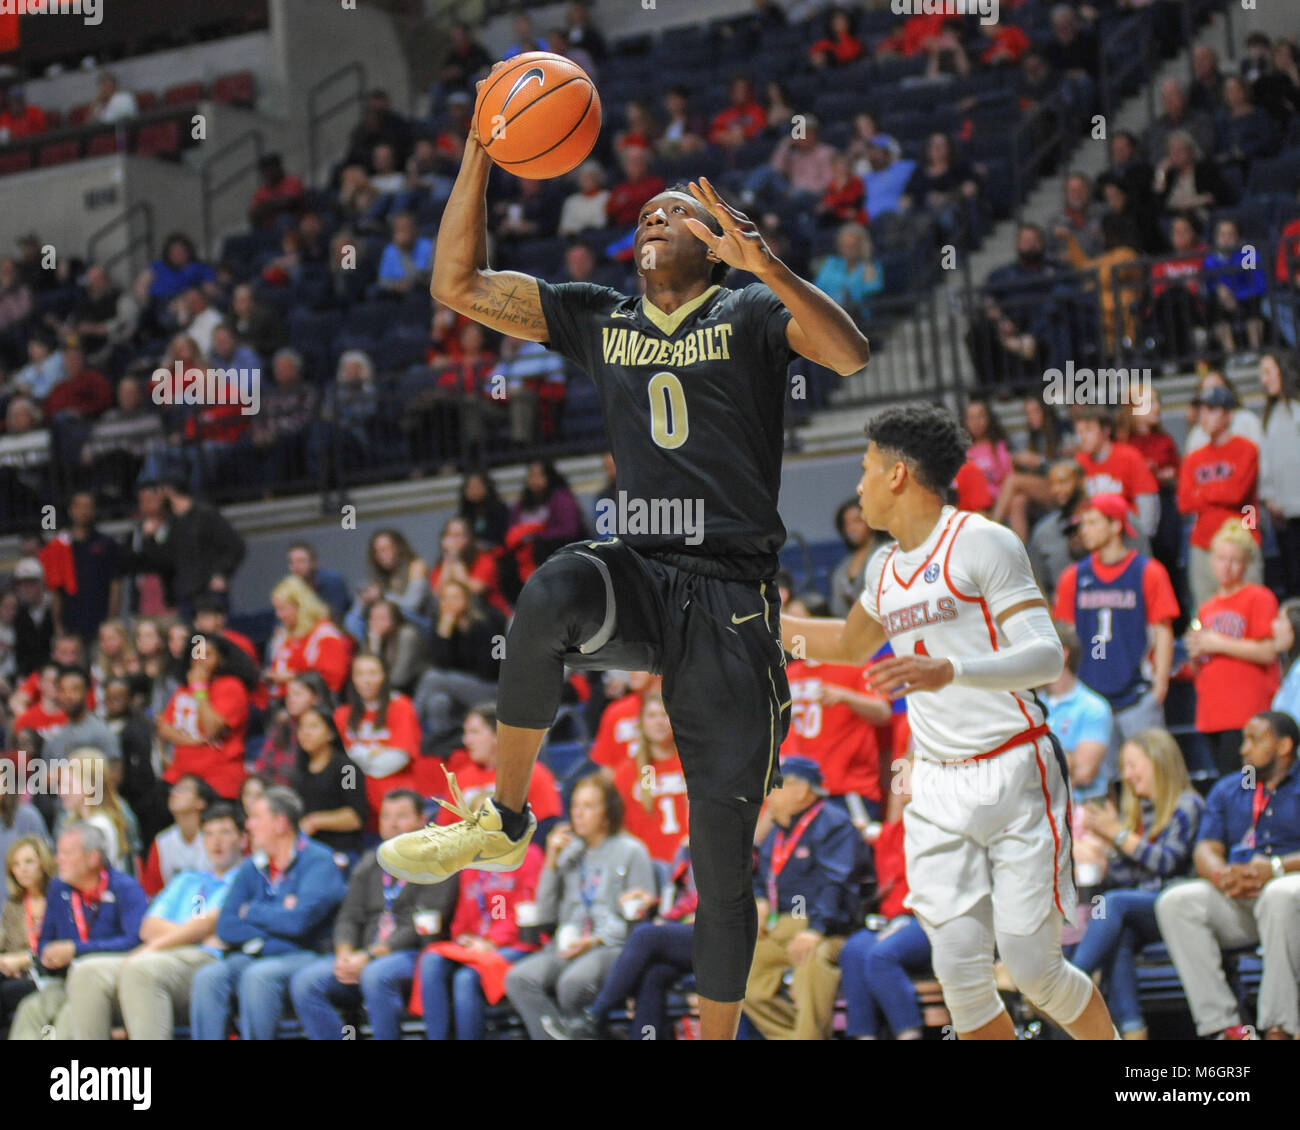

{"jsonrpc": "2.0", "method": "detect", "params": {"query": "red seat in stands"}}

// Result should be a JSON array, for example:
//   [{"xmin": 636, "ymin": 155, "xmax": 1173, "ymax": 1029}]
[
  {"xmin": 135, "ymin": 119, "xmax": 181, "ymax": 159},
  {"xmin": 0, "ymin": 150, "xmax": 34, "ymax": 175},
  {"xmin": 86, "ymin": 130, "xmax": 120, "ymax": 157},
  {"xmin": 212, "ymin": 71, "xmax": 256, "ymax": 106},
  {"xmin": 44, "ymin": 109, "xmax": 62, "ymax": 130},
  {"xmin": 37, "ymin": 139, "xmax": 80, "ymax": 167},
  {"xmin": 162, "ymin": 81, "xmax": 205, "ymax": 106},
  {"xmin": 68, "ymin": 103, "xmax": 93, "ymax": 126},
  {"xmin": 136, "ymin": 90, "xmax": 159, "ymax": 113}
]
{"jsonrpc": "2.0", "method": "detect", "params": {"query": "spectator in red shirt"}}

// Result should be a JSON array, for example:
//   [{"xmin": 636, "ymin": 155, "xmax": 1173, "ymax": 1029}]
[
  {"xmin": 1141, "ymin": 213, "xmax": 1208, "ymax": 360},
  {"xmin": 248, "ymin": 154, "xmax": 306, "ymax": 232},
  {"xmin": 589, "ymin": 671, "xmax": 661, "ymax": 771},
  {"xmin": 816, "ymin": 153, "xmax": 868, "ymax": 228},
  {"xmin": 157, "ymin": 633, "xmax": 253, "ymax": 800},
  {"xmin": 422, "ymin": 704, "xmax": 562, "ymax": 836},
  {"xmin": 1117, "ymin": 389, "xmax": 1183, "ymax": 588},
  {"xmin": 809, "ymin": 8, "xmax": 863, "ymax": 68},
  {"xmin": 1177, "ymin": 385, "xmax": 1262, "ymax": 611},
  {"xmin": 605, "ymin": 146, "xmax": 666, "ymax": 227},
  {"xmin": 708, "ymin": 76, "xmax": 765, "ymax": 148},
  {"xmin": 267, "ymin": 575, "xmax": 352, "ymax": 697},
  {"xmin": 1187, "ymin": 520, "xmax": 1280, "ymax": 775},
  {"xmin": 42, "ymin": 344, "xmax": 111, "ymax": 421},
  {"xmin": 334, "ymin": 652, "xmax": 420, "ymax": 831},
  {"xmin": 784, "ymin": 632, "xmax": 891, "ymax": 825},
  {"xmin": 11, "ymin": 664, "xmax": 67, "ymax": 741},
  {"xmin": 0, "ymin": 88, "xmax": 47, "ymax": 139},
  {"xmin": 951, "ymin": 459, "xmax": 994, "ymax": 513},
  {"xmin": 428, "ymin": 516, "xmax": 511, "ymax": 619},
  {"xmin": 613, "ymin": 693, "xmax": 688, "ymax": 863},
  {"xmin": 1073, "ymin": 406, "xmax": 1160, "ymax": 547}
]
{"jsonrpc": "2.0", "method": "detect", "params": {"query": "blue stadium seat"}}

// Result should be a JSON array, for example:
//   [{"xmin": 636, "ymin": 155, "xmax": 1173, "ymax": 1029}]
[{"xmin": 1246, "ymin": 149, "xmax": 1300, "ymax": 196}]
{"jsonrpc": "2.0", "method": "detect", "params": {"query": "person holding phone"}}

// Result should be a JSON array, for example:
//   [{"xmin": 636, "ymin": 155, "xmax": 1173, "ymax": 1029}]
[{"xmin": 1070, "ymin": 729, "xmax": 1204, "ymax": 1038}]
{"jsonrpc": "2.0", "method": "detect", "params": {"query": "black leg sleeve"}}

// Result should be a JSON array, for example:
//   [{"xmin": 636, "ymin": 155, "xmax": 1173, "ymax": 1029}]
[
  {"xmin": 687, "ymin": 795, "xmax": 762, "ymax": 1003},
  {"xmin": 495, "ymin": 549, "xmax": 615, "ymax": 731}
]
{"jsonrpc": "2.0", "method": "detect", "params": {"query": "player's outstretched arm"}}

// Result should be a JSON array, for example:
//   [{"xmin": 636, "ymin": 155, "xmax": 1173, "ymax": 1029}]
[
  {"xmin": 430, "ymin": 88, "xmax": 549, "ymax": 342},
  {"xmin": 782, "ymin": 602, "xmax": 885, "ymax": 666},
  {"xmin": 683, "ymin": 178, "xmax": 871, "ymax": 376}
]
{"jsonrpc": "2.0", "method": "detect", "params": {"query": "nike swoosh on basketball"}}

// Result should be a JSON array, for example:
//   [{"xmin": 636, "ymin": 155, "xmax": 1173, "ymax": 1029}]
[
  {"xmin": 731, "ymin": 612, "xmax": 761, "ymax": 625},
  {"xmin": 501, "ymin": 67, "xmax": 545, "ymax": 114}
]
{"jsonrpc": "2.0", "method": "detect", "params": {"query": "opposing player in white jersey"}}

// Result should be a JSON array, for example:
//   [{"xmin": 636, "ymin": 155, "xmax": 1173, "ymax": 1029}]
[{"xmin": 782, "ymin": 404, "xmax": 1119, "ymax": 1040}]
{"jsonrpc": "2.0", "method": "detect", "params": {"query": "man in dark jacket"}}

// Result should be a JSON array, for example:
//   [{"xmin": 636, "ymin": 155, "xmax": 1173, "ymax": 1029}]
[
  {"xmin": 53, "ymin": 492, "xmax": 121, "ymax": 646},
  {"xmin": 9, "ymin": 822, "xmax": 148, "ymax": 1039},
  {"xmin": 745, "ymin": 756, "xmax": 863, "ymax": 1040},
  {"xmin": 190, "ymin": 787, "xmax": 346, "ymax": 1040},
  {"xmin": 290, "ymin": 790, "xmax": 459, "ymax": 1039},
  {"xmin": 139, "ymin": 474, "xmax": 246, "ymax": 620}
]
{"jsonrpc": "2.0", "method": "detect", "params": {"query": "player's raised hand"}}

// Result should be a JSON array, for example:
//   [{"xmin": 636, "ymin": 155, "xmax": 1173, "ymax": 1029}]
[
  {"xmin": 683, "ymin": 177, "xmax": 775, "ymax": 276},
  {"xmin": 863, "ymin": 654, "xmax": 956, "ymax": 699},
  {"xmin": 467, "ymin": 62, "xmax": 507, "ymax": 147}
]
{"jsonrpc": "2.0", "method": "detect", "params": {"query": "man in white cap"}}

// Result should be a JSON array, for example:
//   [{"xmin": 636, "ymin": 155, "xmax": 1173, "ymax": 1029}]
[{"xmin": 11, "ymin": 557, "xmax": 55, "ymax": 679}]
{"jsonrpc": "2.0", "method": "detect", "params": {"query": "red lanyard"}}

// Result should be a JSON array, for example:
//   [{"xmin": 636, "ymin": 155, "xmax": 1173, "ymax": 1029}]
[
  {"xmin": 1250, "ymin": 784, "xmax": 1270, "ymax": 841},
  {"xmin": 70, "ymin": 870, "xmax": 110, "ymax": 944},
  {"xmin": 767, "ymin": 801, "xmax": 824, "ymax": 909},
  {"xmin": 23, "ymin": 893, "xmax": 41, "ymax": 953}
]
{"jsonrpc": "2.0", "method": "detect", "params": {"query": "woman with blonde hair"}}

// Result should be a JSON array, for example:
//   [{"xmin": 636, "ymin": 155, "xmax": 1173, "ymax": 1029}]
[
  {"xmin": 0, "ymin": 834, "xmax": 55, "ymax": 1038},
  {"xmin": 613, "ymin": 693, "xmax": 689, "ymax": 863},
  {"xmin": 1187, "ymin": 520, "xmax": 1282, "ymax": 775},
  {"xmin": 54, "ymin": 748, "xmax": 132, "ymax": 871},
  {"xmin": 1071, "ymin": 728, "xmax": 1204, "ymax": 1039},
  {"xmin": 267, "ymin": 574, "xmax": 352, "ymax": 696},
  {"xmin": 91, "ymin": 619, "xmax": 137, "ymax": 693}
]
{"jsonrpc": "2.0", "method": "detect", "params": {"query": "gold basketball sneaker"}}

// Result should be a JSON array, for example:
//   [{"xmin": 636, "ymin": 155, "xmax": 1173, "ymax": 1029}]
[{"xmin": 378, "ymin": 768, "xmax": 537, "ymax": 884}]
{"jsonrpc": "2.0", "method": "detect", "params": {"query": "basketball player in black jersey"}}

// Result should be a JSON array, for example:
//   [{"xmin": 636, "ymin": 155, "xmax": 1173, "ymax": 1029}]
[{"xmin": 379, "ymin": 72, "xmax": 871, "ymax": 1041}]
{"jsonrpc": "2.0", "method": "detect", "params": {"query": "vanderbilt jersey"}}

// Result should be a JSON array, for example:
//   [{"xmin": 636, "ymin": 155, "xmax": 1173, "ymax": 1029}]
[
  {"xmin": 860, "ymin": 507, "xmax": 1051, "ymax": 762},
  {"xmin": 537, "ymin": 279, "xmax": 794, "ymax": 565}
]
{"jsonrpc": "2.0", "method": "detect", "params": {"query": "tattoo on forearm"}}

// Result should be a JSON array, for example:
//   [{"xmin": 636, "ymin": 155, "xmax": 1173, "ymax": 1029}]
[{"xmin": 470, "ymin": 280, "xmax": 546, "ymax": 332}]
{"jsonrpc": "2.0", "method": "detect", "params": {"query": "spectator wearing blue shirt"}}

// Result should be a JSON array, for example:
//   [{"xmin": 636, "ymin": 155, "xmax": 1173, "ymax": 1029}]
[
  {"xmin": 290, "ymin": 791, "xmax": 458, "ymax": 1040},
  {"xmin": 857, "ymin": 135, "xmax": 914, "ymax": 220},
  {"xmin": 377, "ymin": 212, "xmax": 434, "ymax": 295},
  {"xmin": 1070, "ymin": 729, "xmax": 1204, "ymax": 1039},
  {"xmin": 1041, "ymin": 621, "xmax": 1115, "ymax": 803},
  {"xmin": 190, "ymin": 787, "xmax": 347, "ymax": 1040},
  {"xmin": 6, "ymin": 331, "xmax": 65, "ymax": 403},
  {"xmin": 59, "ymin": 802, "xmax": 244, "ymax": 1039},
  {"xmin": 1155, "ymin": 712, "xmax": 1300, "ymax": 1039},
  {"xmin": 207, "ymin": 322, "xmax": 263, "ymax": 377},
  {"xmin": 135, "ymin": 234, "xmax": 216, "ymax": 307},
  {"xmin": 745, "ymin": 757, "xmax": 864, "ymax": 1041},
  {"xmin": 1271, "ymin": 600, "xmax": 1300, "ymax": 721},
  {"xmin": 1204, "ymin": 217, "xmax": 1267, "ymax": 354},
  {"xmin": 813, "ymin": 223, "xmax": 883, "ymax": 328},
  {"xmin": 8, "ymin": 822, "xmax": 148, "ymax": 1039},
  {"xmin": 287, "ymin": 541, "xmax": 352, "ymax": 626}
]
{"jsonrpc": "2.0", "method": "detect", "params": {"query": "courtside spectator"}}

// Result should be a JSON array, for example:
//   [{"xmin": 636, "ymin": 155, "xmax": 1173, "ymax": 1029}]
[
  {"xmin": 363, "ymin": 599, "xmax": 427, "ymax": 696},
  {"xmin": 157, "ymin": 633, "xmax": 253, "ymax": 801},
  {"xmin": 429, "ymin": 516, "xmax": 511, "ymax": 619},
  {"xmin": 294, "ymin": 706, "xmax": 368, "ymax": 863},
  {"xmin": 1070, "ymin": 729, "xmax": 1204, "ymax": 1039},
  {"xmin": 1027, "ymin": 461, "xmax": 1087, "ymax": 597},
  {"xmin": 140, "ymin": 776, "xmax": 214, "ymax": 897},
  {"xmin": 1259, "ymin": 351, "xmax": 1300, "ymax": 598},
  {"xmin": 8, "ymin": 823, "xmax": 146, "ymax": 1039},
  {"xmin": 504, "ymin": 775, "xmax": 654, "ymax": 1040},
  {"xmin": 59, "ymin": 802, "xmax": 243, "ymax": 1039},
  {"xmin": 414, "ymin": 581, "xmax": 505, "ymax": 750},
  {"xmin": 613, "ymin": 693, "xmax": 689, "ymax": 863},
  {"xmin": 1073, "ymin": 407, "xmax": 1160, "ymax": 545},
  {"xmin": 335, "ymin": 652, "xmax": 420, "ymax": 827},
  {"xmin": 344, "ymin": 529, "xmax": 430, "ymax": 640},
  {"xmin": 1183, "ymin": 370, "xmax": 1262, "ymax": 452},
  {"xmin": 44, "ymin": 666, "xmax": 119, "ymax": 763},
  {"xmin": 1042, "ymin": 622, "xmax": 1115, "ymax": 803},
  {"xmin": 0, "ymin": 835, "xmax": 53, "ymax": 1038},
  {"xmin": 191, "ymin": 788, "xmax": 346, "ymax": 1040},
  {"xmin": 1053, "ymin": 495, "xmax": 1178, "ymax": 762},
  {"xmin": 290, "ymin": 790, "xmax": 455, "ymax": 1040},
  {"xmin": 829, "ymin": 500, "xmax": 878, "ymax": 617},
  {"xmin": 1188, "ymin": 521, "xmax": 1281, "ymax": 776},
  {"xmin": 268, "ymin": 575, "xmax": 352, "ymax": 697},
  {"xmin": 252, "ymin": 670, "xmax": 333, "ymax": 786},
  {"xmin": 746, "ymin": 757, "xmax": 861, "ymax": 1040},
  {"xmin": 47, "ymin": 492, "xmax": 120, "ymax": 647},
  {"xmin": 1178, "ymin": 386, "xmax": 1262, "ymax": 610},
  {"xmin": 1155, "ymin": 712, "xmax": 1300, "ymax": 1040}
]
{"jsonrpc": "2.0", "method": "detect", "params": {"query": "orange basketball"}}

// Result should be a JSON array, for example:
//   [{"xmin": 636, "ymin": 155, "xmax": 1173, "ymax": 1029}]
[{"xmin": 475, "ymin": 51, "xmax": 601, "ymax": 180}]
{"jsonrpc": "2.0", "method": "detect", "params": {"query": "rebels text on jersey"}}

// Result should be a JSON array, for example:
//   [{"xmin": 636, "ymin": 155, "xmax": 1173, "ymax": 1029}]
[
  {"xmin": 536, "ymin": 279, "xmax": 794, "ymax": 566},
  {"xmin": 860, "ymin": 508, "xmax": 1051, "ymax": 762}
]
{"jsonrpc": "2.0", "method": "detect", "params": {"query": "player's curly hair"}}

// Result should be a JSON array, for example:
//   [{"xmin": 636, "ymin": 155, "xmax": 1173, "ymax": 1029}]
[
  {"xmin": 665, "ymin": 181, "xmax": 729, "ymax": 285},
  {"xmin": 863, "ymin": 403, "xmax": 969, "ymax": 496}
]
